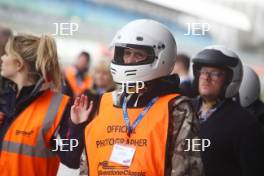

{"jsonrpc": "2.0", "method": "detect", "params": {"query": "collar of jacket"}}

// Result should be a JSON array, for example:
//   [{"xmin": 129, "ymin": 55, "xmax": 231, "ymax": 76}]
[
  {"xmin": 192, "ymin": 96, "xmax": 229, "ymax": 114},
  {"xmin": 112, "ymin": 74, "xmax": 180, "ymax": 108},
  {"xmin": 0, "ymin": 77, "xmax": 15, "ymax": 94},
  {"xmin": 27, "ymin": 78, "xmax": 54, "ymax": 97}
]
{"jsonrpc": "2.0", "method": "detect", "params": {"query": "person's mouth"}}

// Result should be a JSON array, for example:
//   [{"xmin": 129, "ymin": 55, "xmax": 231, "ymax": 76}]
[{"xmin": 201, "ymin": 84, "xmax": 210, "ymax": 88}]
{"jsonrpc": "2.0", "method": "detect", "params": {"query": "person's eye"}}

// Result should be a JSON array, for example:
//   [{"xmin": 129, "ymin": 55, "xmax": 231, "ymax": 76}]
[
  {"xmin": 124, "ymin": 50, "xmax": 131, "ymax": 56},
  {"xmin": 136, "ymin": 52, "xmax": 147, "ymax": 60},
  {"xmin": 212, "ymin": 72, "xmax": 222, "ymax": 77},
  {"xmin": 200, "ymin": 71, "xmax": 206, "ymax": 75}
]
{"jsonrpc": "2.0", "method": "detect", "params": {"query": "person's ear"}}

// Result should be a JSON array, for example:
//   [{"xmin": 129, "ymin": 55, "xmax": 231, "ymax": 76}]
[{"xmin": 15, "ymin": 59, "xmax": 24, "ymax": 72}]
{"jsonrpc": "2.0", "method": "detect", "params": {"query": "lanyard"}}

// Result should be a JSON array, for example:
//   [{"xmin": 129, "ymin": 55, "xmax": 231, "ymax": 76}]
[{"xmin": 122, "ymin": 96, "xmax": 158, "ymax": 137}]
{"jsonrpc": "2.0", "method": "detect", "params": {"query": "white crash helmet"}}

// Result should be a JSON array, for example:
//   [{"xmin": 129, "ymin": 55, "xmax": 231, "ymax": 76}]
[
  {"xmin": 239, "ymin": 66, "xmax": 260, "ymax": 107},
  {"xmin": 192, "ymin": 45, "xmax": 243, "ymax": 98},
  {"xmin": 110, "ymin": 19, "xmax": 177, "ymax": 83}
]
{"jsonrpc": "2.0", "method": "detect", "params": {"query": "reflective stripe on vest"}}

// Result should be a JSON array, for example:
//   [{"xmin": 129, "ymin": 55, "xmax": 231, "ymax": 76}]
[
  {"xmin": 85, "ymin": 92, "xmax": 179, "ymax": 176},
  {"xmin": 1, "ymin": 93, "xmax": 63, "ymax": 158},
  {"xmin": 0, "ymin": 91, "xmax": 69, "ymax": 176}
]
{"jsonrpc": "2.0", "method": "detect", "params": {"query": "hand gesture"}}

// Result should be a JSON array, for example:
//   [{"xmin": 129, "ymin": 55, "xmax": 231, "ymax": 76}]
[{"xmin": 70, "ymin": 94, "xmax": 93, "ymax": 125}]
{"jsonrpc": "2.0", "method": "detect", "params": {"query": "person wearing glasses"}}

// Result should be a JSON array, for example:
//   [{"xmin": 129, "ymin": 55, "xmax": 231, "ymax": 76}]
[{"xmin": 191, "ymin": 45, "xmax": 264, "ymax": 176}]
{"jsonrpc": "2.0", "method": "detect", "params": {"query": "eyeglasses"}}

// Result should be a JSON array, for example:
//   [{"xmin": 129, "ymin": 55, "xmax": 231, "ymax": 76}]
[{"xmin": 199, "ymin": 70, "xmax": 226, "ymax": 80}]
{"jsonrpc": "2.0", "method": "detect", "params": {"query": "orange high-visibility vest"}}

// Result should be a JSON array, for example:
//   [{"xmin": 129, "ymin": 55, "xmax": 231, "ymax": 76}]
[
  {"xmin": 0, "ymin": 90, "xmax": 69, "ymax": 176},
  {"xmin": 65, "ymin": 66, "xmax": 91, "ymax": 96},
  {"xmin": 85, "ymin": 92, "xmax": 179, "ymax": 176}
]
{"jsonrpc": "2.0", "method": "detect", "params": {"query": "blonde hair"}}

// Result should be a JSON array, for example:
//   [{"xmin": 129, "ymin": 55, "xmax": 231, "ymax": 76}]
[
  {"xmin": 93, "ymin": 57, "xmax": 111, "ymax": 72},
  {"xmin": 5, "ymin": 34, "xmax": 62, "ymax": 90},
  {"xmin": 92, "ymin": 57, "xmax": 114, "ymax": 90}
]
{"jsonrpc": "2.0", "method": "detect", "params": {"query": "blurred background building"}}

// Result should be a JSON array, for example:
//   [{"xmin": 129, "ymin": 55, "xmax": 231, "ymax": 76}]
[{"xmin": 1, "ymin": 0, "xmax": 264, "ymax": 98}]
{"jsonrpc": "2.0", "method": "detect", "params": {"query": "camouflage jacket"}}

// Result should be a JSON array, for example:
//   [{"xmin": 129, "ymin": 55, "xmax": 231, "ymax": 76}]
[
  {"xmin": 167, "ymin": 96, "xmax": 204, "ymax": 176},
  {"xmin": 80, "ymin": 95, "xmax": 204, "ymax": 176}
]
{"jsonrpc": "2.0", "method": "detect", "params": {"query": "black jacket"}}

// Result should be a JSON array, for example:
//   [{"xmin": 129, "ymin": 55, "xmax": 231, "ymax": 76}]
[
  {"xmin": 0, "ymin": 77, "xmax": 14, "ymax": 112},
  {"xmin": 192, "ymin": 98, "xmax": 264, "ymax": 176},
  {"xmin": 247, "ymin": 100, "xmax": 264, "ymax": 126}
]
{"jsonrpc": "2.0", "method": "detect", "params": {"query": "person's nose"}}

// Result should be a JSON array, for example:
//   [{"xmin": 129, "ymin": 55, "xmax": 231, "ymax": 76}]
[
  {"xmin": 205, "ymin": 73, "xmax": 211, "ymax": 80},
  {"xmin": 200, "ymin": 72, "xmax": 211, "ymax": 82}
]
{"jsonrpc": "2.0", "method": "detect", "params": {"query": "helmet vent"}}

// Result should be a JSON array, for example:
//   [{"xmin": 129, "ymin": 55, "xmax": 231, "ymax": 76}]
[
  {"xmin": 136, "ymin": 36, "xmax": 143, "ymax": 41},
  {"xmin": 111, "ymin": 68, "xmax": 117, "ymax": 75},
  {"xmin": 125, "ymin": 70, "xmax": 137, "ymax": 76}
]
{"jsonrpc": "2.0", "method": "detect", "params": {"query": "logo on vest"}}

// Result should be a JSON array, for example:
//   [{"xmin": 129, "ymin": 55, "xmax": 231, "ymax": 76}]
[
  {"xmin": 15, "ymin": 130, "xmax": 34, "ymax": 136},
  {"xmin": 97, "ymin": 161, "xmax": 146, "ymax": 176}
]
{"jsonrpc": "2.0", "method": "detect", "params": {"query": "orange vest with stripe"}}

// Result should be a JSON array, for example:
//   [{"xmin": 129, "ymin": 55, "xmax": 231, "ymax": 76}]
[
  {"xmin": 85, "ymin": 92, "xmax": 179, "ymax": 176},
  {"xmin": 65, "ymin": 66, "xmax": 91, "ymax": 96},
  {"xmin": 0, "ymin": 90, "xmax": 69, "ymax": 176}
]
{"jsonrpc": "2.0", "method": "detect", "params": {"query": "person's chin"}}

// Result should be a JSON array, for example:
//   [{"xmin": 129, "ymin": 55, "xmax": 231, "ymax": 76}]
[
  {"xmin": 200, "ymin": 91, "xmax": 214, "ymax": 97},
  {"xmin": 199, "ymin": 87, "xmax": 211, "ymax": 94},
  {"xmin": 201, "ymin": 93, "xmax": 218, "ymax": 100}
]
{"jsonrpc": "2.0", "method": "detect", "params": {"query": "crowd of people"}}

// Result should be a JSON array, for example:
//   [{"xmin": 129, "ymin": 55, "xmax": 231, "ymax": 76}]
[{"xmin": 0, "ymin": 19, "xmax": 264, "ymax": 176}]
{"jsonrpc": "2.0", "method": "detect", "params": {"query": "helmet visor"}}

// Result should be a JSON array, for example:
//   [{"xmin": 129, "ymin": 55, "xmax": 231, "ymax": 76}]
[{"xmin": 112, "ymin": 43, "xmax": 155, "ymax": 66}]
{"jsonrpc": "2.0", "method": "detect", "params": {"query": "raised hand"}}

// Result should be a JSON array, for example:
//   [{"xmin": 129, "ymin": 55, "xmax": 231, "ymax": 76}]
[{"xmin": 70, "ymin": 94, "xmax": 93, "ymax": 125}]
